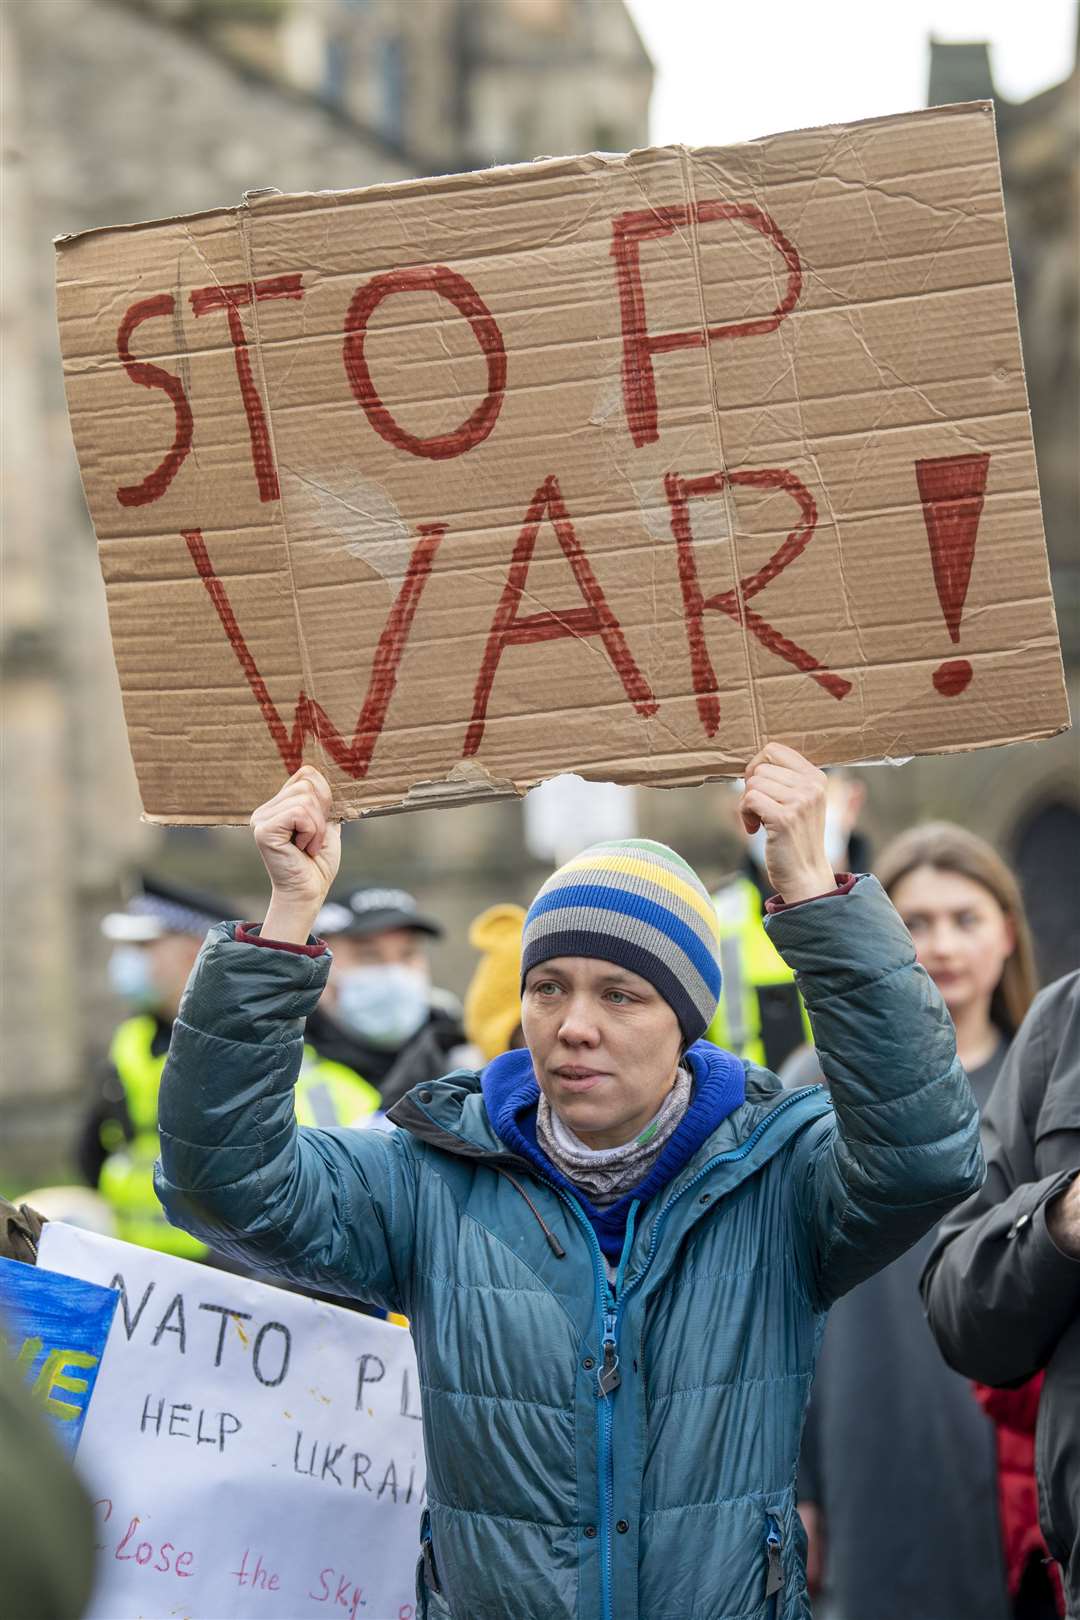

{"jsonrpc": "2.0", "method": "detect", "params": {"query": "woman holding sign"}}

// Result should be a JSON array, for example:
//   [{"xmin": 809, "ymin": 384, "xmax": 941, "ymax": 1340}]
[{"xmin": 156, "ymin": 745, "xmax": 982, "ymax": 1620}]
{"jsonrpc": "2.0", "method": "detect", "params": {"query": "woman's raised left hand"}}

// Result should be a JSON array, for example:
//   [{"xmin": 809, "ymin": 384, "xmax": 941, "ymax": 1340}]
[{"xmin": 739, "ymin": 744, "xmax": 837, "ymax": 904}]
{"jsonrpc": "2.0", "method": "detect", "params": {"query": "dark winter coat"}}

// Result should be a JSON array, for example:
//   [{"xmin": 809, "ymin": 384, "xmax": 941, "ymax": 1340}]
[
  {"xmin": 156, "ymin": 877, "xmax": 983, "ymax": 1620},
  {"xmin": 922, "ymin": 972, "xmax": 1080, "ymax": 1618},
  {"xmin": 798, "ymin": 1044, "xmax": 1011, "ymax": 1620}
]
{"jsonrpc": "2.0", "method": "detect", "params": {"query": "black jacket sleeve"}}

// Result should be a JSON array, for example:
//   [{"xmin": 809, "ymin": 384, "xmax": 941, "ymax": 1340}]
[{"xmin": 920, "ymin": 974, "xmax": 1080, "ymax": 1386}]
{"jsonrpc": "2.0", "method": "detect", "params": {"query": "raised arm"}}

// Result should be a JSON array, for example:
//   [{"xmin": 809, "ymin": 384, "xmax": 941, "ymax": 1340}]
[
  {"xmin": 738, "ymin": 746, "xmax": 984, "ymax": 1313},
  {"xmin": 155, "ymin": 768, "xmax": 418, "ymax": 1313}
]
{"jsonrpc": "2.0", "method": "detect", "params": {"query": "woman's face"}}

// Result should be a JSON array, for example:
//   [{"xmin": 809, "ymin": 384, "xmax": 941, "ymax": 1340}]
[
  {"xmin": 890, "ymin": 865, "xmax": 1015, "ymax": 1024},
  {"xmin": 521, "ymin": 957, "xmax": 682, "ymax": 1150}
]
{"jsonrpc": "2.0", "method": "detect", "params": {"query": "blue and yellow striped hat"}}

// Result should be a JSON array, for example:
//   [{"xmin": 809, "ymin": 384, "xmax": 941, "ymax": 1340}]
[{"xmin": 521, "ymin": 839, "xmax": 722, "ymax": 1044}]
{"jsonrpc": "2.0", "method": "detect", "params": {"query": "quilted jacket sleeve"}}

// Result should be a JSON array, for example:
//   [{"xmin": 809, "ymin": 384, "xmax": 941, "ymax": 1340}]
[
  {"xmin": 155, "ymin": 924, "xmax": 419, "ymax": 1316},
  {"xmin": 769, "ymin": 877, "xmax": 984, "ymax": 1313},
  {"xmin": 919, "ymin": 976, "xmax": 1080, "ymax": 1385}
]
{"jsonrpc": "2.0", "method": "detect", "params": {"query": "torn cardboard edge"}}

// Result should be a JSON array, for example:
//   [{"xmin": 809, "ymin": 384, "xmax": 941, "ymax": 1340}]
[
  {"xmin": 53, "ymin": 100, "xmax": 993, "ymax": 251},
  {"xmin": 137, "ymin": 723, "xmax": 1071, "ymax": 829}
]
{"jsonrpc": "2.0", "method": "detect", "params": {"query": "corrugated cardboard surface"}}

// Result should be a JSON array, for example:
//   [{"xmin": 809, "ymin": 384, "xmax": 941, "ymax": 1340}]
[{"xmin": 56, "ymin": 102, "xmax": 1068, "ymax": 823}]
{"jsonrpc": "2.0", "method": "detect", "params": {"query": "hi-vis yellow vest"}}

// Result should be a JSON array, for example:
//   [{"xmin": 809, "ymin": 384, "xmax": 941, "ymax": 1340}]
[
  {"xmin": 294, "ymin": 1048, "xmax": 381, "ymax": 1129},
  {"xmin": 99, "ymin": 1016, "xmax": 208, "ymax": 1259},
  {"xmin": 100, "ymin": 1020, "xmax": 380, "ymax": 1257},
  {"xmin": 704, "ymin": 876, "xmax": 813, "ymax": 1071}
]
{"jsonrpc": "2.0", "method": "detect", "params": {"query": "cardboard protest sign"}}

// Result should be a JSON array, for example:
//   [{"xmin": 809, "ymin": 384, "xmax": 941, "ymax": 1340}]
[
  {"xmin": 56, "ymin": 102, "xmax": 1068, "ymax": 823},
  {"xmin": 37, "ymin": 1224, "xmax": 423, "ymax": 1620},
  {"xmin": 0, "ymin": 1255, "xmax": 117, "ymax": 1457}
]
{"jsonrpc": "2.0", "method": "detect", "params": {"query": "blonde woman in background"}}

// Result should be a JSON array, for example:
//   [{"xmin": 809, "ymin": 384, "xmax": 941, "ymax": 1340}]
[{"xmin": 797, "ymin": 824, "xmax": 1058, "ymax": 1620}]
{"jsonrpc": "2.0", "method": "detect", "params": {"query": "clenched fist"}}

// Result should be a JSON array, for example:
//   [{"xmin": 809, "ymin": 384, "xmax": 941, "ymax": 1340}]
[
  {"xmin": 739, "ymin": 744, "xmax": 837, "ymax": 904},
  {"xmin": 251, "ymin": 767, "xmax": 341, "ymax": 944}
]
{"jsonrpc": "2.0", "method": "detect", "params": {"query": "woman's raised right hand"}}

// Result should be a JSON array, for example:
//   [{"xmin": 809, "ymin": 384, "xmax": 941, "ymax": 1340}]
[{"xmin": 250, "ymin": 767, "xmax": 342, "ymax": 944}]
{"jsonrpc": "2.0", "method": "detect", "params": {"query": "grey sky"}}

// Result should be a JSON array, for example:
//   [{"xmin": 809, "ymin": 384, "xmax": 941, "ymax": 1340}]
[{"xmin": 625, "ymin": 0, "xmax": 1077, "ymax": 147}]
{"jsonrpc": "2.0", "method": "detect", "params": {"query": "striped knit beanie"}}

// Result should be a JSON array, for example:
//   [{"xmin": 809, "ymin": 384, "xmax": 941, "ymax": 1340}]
[{"xmin": 521, "ymin": 839, "xmax": 722, "ymax": 1045}]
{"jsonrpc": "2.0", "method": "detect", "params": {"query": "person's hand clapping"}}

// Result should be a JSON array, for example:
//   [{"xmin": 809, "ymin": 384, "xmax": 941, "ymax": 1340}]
[
  {"xmin": 251, "ymin": 767, "xmax": 341, "ymax": 944},
  {"xmin": 739, "ymin": 744, "xmax": 837, "ymax": 905}
]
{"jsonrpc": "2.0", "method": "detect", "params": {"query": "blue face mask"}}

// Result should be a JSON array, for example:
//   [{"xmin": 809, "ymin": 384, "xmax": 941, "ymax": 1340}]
[
  {"xmin": 334, "ymin": 964, "xmax": 430, "ymax": 1050},
  {"xmin": 107, "ymin": 945, "xmax": 160, "ymax": 1011}
]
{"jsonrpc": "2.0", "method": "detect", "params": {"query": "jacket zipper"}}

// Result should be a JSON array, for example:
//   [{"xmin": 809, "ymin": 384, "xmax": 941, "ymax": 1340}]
[
  {"xmin": 542, "ymin": 1086, "xmax": 820, "ymax": 1620},
  {"xmin": 765, "ymin": 1512, "xmax": 784, "ymax": 1617},
  {"xmin": 618, "ymin": 1086, "xmax": 824, "ymax": 1309},
  {"xmin": 599, "ymin": 1306, "xmax": 620, "ymax": 1396},
  {"xmin": 599, "ymin": 1306, "xmax": 616, "ymax": 1618},
  {"xmin": 542, "ymin": 1191, "xmax": 619, "ymax": 1620}
]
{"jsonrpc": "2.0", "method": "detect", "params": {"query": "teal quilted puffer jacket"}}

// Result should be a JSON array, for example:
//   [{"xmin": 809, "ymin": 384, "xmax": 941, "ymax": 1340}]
[{"xmin": 157, "ymin": 877, "xmax": 983, "ymax": 1620}]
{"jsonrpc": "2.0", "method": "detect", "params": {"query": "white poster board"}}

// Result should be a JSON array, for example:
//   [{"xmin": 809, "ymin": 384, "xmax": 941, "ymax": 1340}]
[{"xmin": 38, "ymin": 1224, "xmax": 424, "ymax": 1620}]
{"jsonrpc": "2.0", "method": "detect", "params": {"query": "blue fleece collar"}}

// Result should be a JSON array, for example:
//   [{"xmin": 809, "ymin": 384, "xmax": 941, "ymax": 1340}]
[{"xmin": 481, "ymin": 1043, "xmax": 746, "ymax": 1262}]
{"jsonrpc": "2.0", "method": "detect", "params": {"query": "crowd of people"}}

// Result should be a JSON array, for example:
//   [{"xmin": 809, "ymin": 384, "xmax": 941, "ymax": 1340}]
[{"xmin": 3, "ymin": 750, "xmax": 1078, "ymax": 1620}]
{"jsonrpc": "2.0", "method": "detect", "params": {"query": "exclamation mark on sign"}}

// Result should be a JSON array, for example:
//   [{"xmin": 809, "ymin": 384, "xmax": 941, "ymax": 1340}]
[{"xmin": 915, "ymin": 451, "xmax": 991, "ymax": 697}]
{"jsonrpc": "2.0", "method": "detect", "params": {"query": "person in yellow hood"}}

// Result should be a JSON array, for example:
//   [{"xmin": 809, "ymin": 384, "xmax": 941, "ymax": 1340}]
[{"xmin": 464, "ymin": 904, "xmax": 527, "ymax": 1064}]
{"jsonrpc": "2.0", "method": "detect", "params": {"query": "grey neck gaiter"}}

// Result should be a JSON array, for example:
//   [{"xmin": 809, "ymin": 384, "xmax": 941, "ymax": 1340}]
[{"xmin": 536, "ymin": 1066, "xmax": 693, "ymax": 1207}]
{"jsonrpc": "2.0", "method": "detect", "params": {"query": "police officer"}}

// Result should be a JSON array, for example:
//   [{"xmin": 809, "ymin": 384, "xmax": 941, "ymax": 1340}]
[
  {"xmin": 78, "ymin": 877, "xmax": 225, "ymax": 1256},
  {"xmin": 82, "ymin": 877, "xmax": 383, "ymax": 1256},
  {"xmin": 706, "ymin": 769, "xmax": 867, "ymax": 1071},
  {"xmin": 310, "ymin": 885, "xmax": 467, "ymax": 1114}
]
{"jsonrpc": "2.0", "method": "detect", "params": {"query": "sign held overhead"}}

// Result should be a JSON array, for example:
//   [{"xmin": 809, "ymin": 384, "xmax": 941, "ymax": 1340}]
[{"xmin": 56, "ymin": 102, "xmax": 1068, "ymax": 823}]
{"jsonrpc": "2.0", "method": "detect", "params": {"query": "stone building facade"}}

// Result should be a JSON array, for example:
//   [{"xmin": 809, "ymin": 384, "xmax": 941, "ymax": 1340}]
[
  {"xmin": 138, "ymin": 0, "xmax": 652, "ymax": 171},
  {"xmin": 0, "ymin": 0, "xmax": 652, "ymax": 1181},
  {"xmin": 888, "ymin": 37, "xmax": 1080, "ymax": 984}
]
